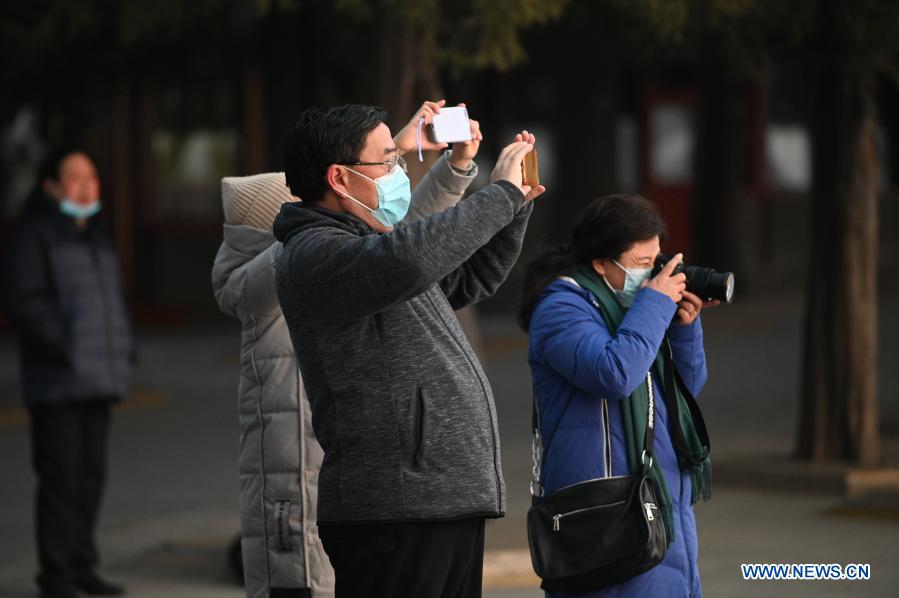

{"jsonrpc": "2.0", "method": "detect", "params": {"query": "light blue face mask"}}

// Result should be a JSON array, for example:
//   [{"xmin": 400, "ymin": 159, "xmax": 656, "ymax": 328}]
[
  {"xmin": 59, "ymin": 198, "xmax": 102, "ymax": 219},
  {"xmin": 606, "ymin": 260, "xmax": 652, "ymax": 307},
  {"xmin": 342, "ymin": 166, "xmax": 412, "ymax": 227}
]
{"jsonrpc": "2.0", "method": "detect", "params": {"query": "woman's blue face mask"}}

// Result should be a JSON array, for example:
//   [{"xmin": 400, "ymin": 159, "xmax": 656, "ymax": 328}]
[
  {"xmin": 59, "ymin": 198, "xmax": 102, "ymax": 219},
  {"xmin": 606, "ymin": 260, "xmax": 652, "ymax": 307}
]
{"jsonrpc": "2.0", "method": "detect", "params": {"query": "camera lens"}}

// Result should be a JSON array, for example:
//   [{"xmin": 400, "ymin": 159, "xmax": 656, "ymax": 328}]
[
  {"xmin": 720, "ymin": 272, "xmax": 735, "ymax": 304},
  {"xmin": 686, "ymin": 267, "xmax": 735, "ymax": 303},
  {"xmin": 653, "ymin": 254, "xmax": 735, "ymax": 304}
]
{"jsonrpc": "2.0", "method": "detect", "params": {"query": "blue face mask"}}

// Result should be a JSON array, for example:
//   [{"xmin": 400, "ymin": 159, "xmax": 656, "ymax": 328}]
[
  {"xmin": 59, "ymin": 198, "xmax": 102, "ymax": 219},
  {"xmin": 341, "ymin": 166, "xmax": 412, "ymax": 227},
  {"xmin": 607, "ymin": 260, "xmax": 652, "ymax": 307}
]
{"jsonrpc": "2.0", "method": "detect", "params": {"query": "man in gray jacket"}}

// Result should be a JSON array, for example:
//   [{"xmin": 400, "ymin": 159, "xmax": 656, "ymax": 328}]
[
  {"xmin": 273, "ymin": 103, "xmax": 544, "ymax": 597},
  {"xmin": 211, "ymin": 100, "xmax": 485, "ymax": 598}
]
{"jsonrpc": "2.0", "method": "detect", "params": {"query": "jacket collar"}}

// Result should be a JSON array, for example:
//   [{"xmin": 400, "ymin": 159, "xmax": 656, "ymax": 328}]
[
  {"xmin": 221, "ymin": 224, "xmax": 276, "ymax": 257},
  {"xmin": 273, "ymin": 202, "xmax": 373, "ymax": 244},
  {"xmin": 25, "ymin": 189, "xmax": 103, "ymax": 238}
]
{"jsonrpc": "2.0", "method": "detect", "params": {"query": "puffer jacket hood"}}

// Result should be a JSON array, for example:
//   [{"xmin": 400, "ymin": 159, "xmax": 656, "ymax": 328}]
[
  {"xmin": 212, "ymin": 224, "xmax": 276, "ymax": 317},
  {"xmin": 223, "ymin": 221, "xmax": 277, "ymax": 253},
  {"xmin": 215, "ymin": 223, "xmax": 274, "ymax": 268},
  {"xmin": 221, "ymin": 171, "xmax": 294, "ymax": 230}
]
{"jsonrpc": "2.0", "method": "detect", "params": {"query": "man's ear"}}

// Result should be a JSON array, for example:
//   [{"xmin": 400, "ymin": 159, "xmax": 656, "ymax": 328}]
[
  {"xmin": 591, "ymin": 258, "xmax": 607, "ymax": 276},
  {"xmin": 325, "ymin": 164, "xmax": 349, "ymax": 198}
]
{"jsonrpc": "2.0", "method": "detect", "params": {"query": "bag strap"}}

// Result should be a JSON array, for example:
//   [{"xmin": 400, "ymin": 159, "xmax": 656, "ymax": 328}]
[
  {"xmin": 530, "ymin": 371, "xmax": 655, "ymax": 500},
  {"xmin": 642, "ymin": 370, "xmax": 656, "ymax": 475},
  {"xmin": 529, "ymin": 277, "xmax": 656, "ymax": 498},
  {"xmin": 530, "ymin": 390, "xmax": 544, "ymax": 500}
]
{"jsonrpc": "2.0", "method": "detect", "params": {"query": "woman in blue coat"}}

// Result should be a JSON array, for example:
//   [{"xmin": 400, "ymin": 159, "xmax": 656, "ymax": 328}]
[{"xmin": 521, "ymin": 195, "xmax": 715, "ymax": 597}]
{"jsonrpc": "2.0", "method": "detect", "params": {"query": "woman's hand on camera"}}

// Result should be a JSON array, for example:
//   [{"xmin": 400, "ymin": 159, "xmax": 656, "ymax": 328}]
[
  {"xmin": 675, "ymin": 292, "xmax": 702, "ymax": 325},
  {"xmin": 645, "ymin": 253, "xmax": 686, "ymax": 304},
  {"xmin": 674, "ymin": 291, "xmax": 721, "ymax": 325}
]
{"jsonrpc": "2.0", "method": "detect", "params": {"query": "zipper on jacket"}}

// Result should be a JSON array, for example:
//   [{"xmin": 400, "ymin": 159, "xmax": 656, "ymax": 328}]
[
  {"xmin": 424, "ymin": 291, "xmax": 503, "ymax": 511},
  {"xmin": 413, "ymin": 386, "xmax": 426, "ymax": 464},
  {"xmin": 552, "ymin": 500, "xmax": 626, "ymax": 531},
  {"xmin": 601, "ymin": 398, "xmax": 611, "ymax": 477},
  {"xmin": 554, "ymin": 473, "xmax": 631, "ymax": 493}
]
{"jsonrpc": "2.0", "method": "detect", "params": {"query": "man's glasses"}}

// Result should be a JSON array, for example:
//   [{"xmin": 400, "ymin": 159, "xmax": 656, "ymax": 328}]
[{"xmin": 338, "ymin": 155, "xmax": 407, "ymax": 174}]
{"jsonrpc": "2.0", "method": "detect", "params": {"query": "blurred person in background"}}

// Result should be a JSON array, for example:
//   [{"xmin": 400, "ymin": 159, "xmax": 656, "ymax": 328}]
[
  {"xmin": 1, "ymin": 149, "xmax": 131, "ymax": 598},
  {"xmin": 211, "ymin": 100, "xmax": 484, "ymax": 598},
  {"xmin": 520, "ymin": 195, "xmax": 714, "ymax": 598},
  {"xmin": 273, "ymin": 99, "xmax": 543, "ymax": 597}
]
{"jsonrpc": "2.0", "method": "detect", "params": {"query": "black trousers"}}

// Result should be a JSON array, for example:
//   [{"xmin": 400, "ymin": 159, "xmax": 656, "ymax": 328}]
[
  {"xmin": 28, "ymin": 399, "xmax": 112, "ymax": 590},
  {"xmin": 319, "ymin": 517, "xmax": 486, "ymax": 598}
]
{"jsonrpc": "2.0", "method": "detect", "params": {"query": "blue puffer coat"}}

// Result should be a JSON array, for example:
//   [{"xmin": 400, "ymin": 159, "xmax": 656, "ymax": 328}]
[{"xmin": 528, "ymin": 277, "xmax": 708, "ymax": 598}]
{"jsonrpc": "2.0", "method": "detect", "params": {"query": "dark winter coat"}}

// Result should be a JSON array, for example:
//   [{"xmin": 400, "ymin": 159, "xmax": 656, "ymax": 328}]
[{"xmin": 2, "ymin": 192, "xmax": 132, "ymax": 405}]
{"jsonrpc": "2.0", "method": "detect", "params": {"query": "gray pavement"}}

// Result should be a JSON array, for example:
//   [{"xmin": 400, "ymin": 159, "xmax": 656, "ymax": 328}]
[{"xmin": 1, "ymin": 284, "xmax": 898, "ymax": 597}]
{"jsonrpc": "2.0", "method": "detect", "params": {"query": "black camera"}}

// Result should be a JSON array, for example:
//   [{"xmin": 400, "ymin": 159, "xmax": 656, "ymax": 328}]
[{"xmin": 651, "ymin": 253, "xmax": 735, "ymax": 304}]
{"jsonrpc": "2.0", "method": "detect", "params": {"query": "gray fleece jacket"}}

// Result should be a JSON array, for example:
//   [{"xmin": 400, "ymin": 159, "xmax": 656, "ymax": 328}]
[
  {"xmin": 273, "ymin": 178, "xmax": 532, "ymax": 524},
  {"xmin": 211, "ymin": 153, "xmax": 477, "ymax": 596}
]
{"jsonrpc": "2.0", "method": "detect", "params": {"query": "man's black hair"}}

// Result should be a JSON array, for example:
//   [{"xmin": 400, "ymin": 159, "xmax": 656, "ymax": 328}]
[
  {"xmin": 284, "ymin": 104, "xmax": 389, "ymax": 203},
  {"xmin": 37, "ymin": 147, "xmax": 96, "ymax": 183}
]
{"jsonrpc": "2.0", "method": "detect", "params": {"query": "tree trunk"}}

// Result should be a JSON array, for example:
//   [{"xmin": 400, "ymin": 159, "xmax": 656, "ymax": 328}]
[
  {"xmin": 553, "ymin": 53, "xmax": 616, "ymax": 239},
  {"xmin": 242, "ymin": 67, "xmax": 266, "ymax": 175},
  {"xmin": 692, "ymin": 57, "xmax": 746, "ymax": 274},
  {"xmin": 109, "ymin": 80, "xmax": 135, "ymax": 296},
  {"xmin": 374, "ymin": 4, "xmax": 488, "ymax": 357},
  {"xmin": 377, "ymin": 6, "xmax": 442, "ymax": 185},
  {"xmin": 797, "ymin": 9, "xmax": 880, "ymax": 464},
  {"xmin": 131, "ymin": 85, "xmax": 159, "ymax": 305}
]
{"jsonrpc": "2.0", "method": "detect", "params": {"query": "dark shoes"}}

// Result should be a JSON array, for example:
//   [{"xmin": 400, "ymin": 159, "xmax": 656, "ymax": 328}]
[
  {"xmin": 39, "ymin": 587, "xmax": 77, "ymax": 598},
  {"xmin": 74, "ymin": 573, "xmax": 125, "ymax": 596},
  {"xmin": 39, "ymin": 572, "xmax": 125, "ymax": 597}
]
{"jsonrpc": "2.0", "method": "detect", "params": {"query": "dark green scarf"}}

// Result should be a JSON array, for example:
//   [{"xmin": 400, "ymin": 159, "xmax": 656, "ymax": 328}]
[{"xmin": 571, "ymin": 267, "xmax": 711, "ymax": 545}]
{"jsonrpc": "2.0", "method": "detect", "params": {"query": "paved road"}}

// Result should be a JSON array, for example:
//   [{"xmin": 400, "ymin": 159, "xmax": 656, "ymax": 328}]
[{"xmin": 1, "ymin": 285, "xmax": 898, "ymax": 597}]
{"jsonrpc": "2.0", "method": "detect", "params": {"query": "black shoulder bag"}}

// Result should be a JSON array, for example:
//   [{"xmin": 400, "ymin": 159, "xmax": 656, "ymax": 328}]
[{"xmin": 526, "ymin": 371, "xmax": 667, "ymax": 593}]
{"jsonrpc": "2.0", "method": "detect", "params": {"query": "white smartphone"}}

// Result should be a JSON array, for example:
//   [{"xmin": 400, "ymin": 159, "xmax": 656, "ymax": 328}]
[{"xmin": 429, "ymin": 106, "xmax": 472, "ymax": 144}]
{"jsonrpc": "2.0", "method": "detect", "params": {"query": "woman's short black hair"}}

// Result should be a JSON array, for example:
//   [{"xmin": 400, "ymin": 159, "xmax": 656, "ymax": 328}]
[
  {"xmin": 38, "ymin": 147, "xmax": 96, "ymax": 182},
  {"xmin": 284, "ymin": 104, "xmax": 389, "ymax": 203},
  {"xmin": 568, "ymin": 194, "xmax": 668, "ymax": 263},
  {"xmin": 518, "ymin": 194, "xmax": 668, "ymax": 330}
]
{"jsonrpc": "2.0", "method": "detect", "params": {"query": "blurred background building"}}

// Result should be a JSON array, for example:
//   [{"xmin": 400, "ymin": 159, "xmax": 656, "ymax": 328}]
[{"xmin": 2, "ymin": 1, "xmax": 897, "ymax": 322}]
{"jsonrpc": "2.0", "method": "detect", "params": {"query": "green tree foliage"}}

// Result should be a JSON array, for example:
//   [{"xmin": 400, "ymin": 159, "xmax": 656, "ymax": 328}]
[{"xmin": 331, "ymin": 0, "xmax": 567, "ymax": 73}]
